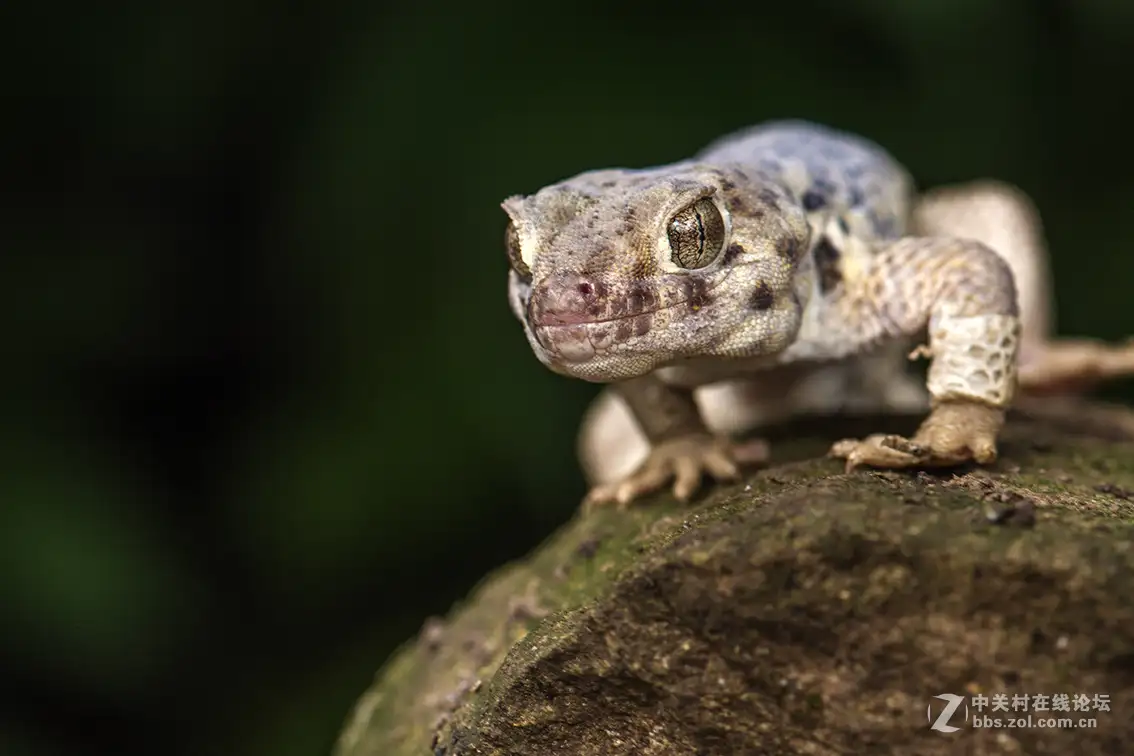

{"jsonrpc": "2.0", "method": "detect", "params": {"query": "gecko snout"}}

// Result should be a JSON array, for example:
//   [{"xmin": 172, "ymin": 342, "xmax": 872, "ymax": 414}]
[{"xmin": 528, "ymin": 272, "xmax": 611, "ymax": 327}]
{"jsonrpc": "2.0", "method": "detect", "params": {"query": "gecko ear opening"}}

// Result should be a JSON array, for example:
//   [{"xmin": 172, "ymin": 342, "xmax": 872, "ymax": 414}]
[{"xmin": 667, "ymin": 197, "xmax": 725, "ymax": 270}]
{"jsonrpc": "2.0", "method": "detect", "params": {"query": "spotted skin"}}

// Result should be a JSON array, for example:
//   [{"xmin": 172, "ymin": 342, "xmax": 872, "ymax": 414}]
[
  {"xmin": 697, "ymin": 120, "xmax": 910, "ymax": 242},
  {"xmin": 502, "ymin": 121, "xmax": 1134, "ymax": 507}
]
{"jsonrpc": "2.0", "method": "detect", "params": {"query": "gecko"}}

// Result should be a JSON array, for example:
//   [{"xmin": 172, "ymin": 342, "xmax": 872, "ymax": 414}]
[{"xmin": 502, "ymin": 121, "xmax": 1134, "ymax": 507}]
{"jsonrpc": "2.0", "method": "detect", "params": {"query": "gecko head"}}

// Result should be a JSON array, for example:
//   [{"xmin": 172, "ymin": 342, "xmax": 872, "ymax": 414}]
[{"xmin": 502, "ymin": 163, "xmax": 812, "ymax": 383}]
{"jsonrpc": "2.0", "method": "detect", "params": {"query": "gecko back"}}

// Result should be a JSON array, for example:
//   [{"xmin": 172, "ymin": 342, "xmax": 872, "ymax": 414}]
[{"xmin": 697, "ymin": 120, "xmax": 915, "ymax": 243}]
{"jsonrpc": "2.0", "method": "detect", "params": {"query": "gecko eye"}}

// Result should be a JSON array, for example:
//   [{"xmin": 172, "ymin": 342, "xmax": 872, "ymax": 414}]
[
  {"xmin": 505, "ymin": 221, "xmax": 531, "ymax": 281},
  {"xmin": 667, "ymin": 197, "xmax": 725, "ymax": 269}
]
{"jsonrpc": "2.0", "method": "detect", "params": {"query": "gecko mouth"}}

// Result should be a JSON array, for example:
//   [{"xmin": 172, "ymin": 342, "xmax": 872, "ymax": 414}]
[
  {"xmin": 531, "ymin": 313, "xmax": 657, "ymax": 365},
  {"xmin": 533, "ymin": 306, "xmax": 664, "ymax": 328},
  {"xmin": 527, "ymin": 270, "xmax": 731, "ymax": 365}
]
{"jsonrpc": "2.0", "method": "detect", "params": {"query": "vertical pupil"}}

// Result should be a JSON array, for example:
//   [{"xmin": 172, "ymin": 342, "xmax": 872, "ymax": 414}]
[{"xmin": 669, "ymin": 200, "xmax": 722, "ymax": 268}]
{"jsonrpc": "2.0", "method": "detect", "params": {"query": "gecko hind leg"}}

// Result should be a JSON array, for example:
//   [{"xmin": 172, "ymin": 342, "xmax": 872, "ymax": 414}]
[
  {"xmin": 1016, "ymin": 338, "xmax": 1134, "ymax": 395},
  {"xmin": 913, "ymin": 179, "xmax": 1134, "ymax": 396}
]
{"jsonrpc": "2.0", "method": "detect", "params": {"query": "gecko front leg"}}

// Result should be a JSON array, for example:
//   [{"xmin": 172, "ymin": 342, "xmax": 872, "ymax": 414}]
[
  {"xmin": 583, "ymin": 373, "xmax": 770, "ymax": 508},
  {"xmin": 800, "ymin": 234, "xmax": 1022, "ymax": 472},
  {"xmin": 914, "ymin": 180, "xmax": 1134, "ymax": 397}
]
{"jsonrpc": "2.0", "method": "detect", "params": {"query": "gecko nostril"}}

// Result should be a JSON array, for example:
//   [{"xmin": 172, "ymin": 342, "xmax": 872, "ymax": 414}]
[{"xmin": 577, "ymin": 282, "xmax": 594, "ymax": 296}]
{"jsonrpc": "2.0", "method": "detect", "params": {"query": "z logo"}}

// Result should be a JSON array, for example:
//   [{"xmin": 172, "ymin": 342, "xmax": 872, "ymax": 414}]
[{"xmin": 927, "ymin": 693, "xmax": 968, "ymax": 733}]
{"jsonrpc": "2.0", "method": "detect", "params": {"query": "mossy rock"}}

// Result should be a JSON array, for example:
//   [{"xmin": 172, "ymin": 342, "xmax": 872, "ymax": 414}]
[{"xmin": 336, "ymin": 398, "xmax": 1134, "ymax": 756}]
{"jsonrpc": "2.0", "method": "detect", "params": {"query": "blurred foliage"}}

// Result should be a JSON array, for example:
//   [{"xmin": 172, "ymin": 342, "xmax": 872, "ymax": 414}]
[{"xmin": 3, "ymin": 1, "xmax": 1134, "ymax": 755}]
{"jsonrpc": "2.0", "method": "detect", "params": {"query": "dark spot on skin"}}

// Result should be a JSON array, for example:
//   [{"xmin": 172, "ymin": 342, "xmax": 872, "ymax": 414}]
[
  {"xmin": 625, "ymin": 285, "xmax": 644, "ymax": 312},
  {"xmin": 775, "ymin": 235, "xmax": 798, "ymax": 260},
  {"xmin": 813, "ymin": 235, "xmax": 843, "ymax": 294},
  {"xmin": 633, "ymin": 315, "xmax": 651, "ymax": 336},
  {"xmin": 591, "ymin": 282, "xmax": 608, "ymax": 316},
  {"xmin": 757, "ymin": 187, "xmax": 780, "ymax": 209},
  {"xmin": 848, "ymin": 187, "xmax": 864, "ymax": 207},
  {"xmin": 750, "ymin": 281, "xmax": 774, "ymax": 310},
  {"xmin": 608, "ymin": 289, "xmax": 627, "ymax": 317},
  {"xmin": 813, "ymin": 178, "xmax": 837, "ymax": 195},
  {"xmin": 684, "ymin": 277, "xmax": 710, "ymax": 312},
  {"xmin": 615, "ymin": 320, "xmax": 633, "ymax": 342},
  {"xmin": 627, "ymin": 284, "xmax": 653, "ymax": 314},
  {"xmin": 574, "ymin": 280, "xmax": 607, "ymax": 318},
  {"xmin": 601, "ymin": 180, "xmax": 617, "ymax": 188},
  {"xmin": 875, "ymin": 216, "xmax": 897, "ymax": 237},
  {"xmin": 722, "ymin": 242, "xmax": 744, "ymax": 265},
  {"xmin": 727, "ymin": 193, "xmax": 763, "ymax": 218},
  {"xmin": 837, "ymin": 216, "xmax": 850, "ymax": 234},
  {"xmin": 719, "ymin": 178, "xmax": 736, "ymax": 191},
  {"xmin": 801, "ymin": 190, "xmax": 826, "ymax": 211}
]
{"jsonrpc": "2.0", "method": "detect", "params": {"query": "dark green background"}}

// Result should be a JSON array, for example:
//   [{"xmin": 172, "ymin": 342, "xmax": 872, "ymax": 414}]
[{"xmin": 5, "ymin": 2, "xmax": 1134, "ymax": 755}]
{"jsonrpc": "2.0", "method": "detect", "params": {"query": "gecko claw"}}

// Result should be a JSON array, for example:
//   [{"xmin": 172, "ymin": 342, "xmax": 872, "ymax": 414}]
[
  {"xmin": 830, "ymin": 435, "xmax": 925, "ymax": 472},
  {"xmin": 583, "ymin": 433, "xmax": 768, "ymax": 511},
  {"xmin": 829, "ymin": 401, "xmax": 1005, "ymax": 472}
]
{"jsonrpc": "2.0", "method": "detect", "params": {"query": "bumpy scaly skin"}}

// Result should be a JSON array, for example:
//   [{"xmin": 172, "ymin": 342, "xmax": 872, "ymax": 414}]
[{"xmin": 503, "ymin": 121, "xmax": 1134, "ymax": 507}]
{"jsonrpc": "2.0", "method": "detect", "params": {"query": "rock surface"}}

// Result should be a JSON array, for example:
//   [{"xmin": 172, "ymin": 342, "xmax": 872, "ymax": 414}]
[{"xmin": 336, "ymin": 399, "xmax": 1134, "ymax": 755}]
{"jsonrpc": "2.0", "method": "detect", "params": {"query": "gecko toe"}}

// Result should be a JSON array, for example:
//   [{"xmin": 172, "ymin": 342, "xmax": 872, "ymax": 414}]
[
  {"xmin": 583, "ymin": 482, "xmax": 617, "ymax": 506},
  {"xmin": 703, "ymin": 451, "xmax": 740, "ymax": 481},
  {"xmin": 828, "ymin": 438, "xmax": 859, "ymax": 459},
  {"xmin": 615, "ymin": 465, "xmax": 670, "ymax": 506},
  {"xmin": 830, "ymin": 435, "xmax": 922, "ymax": 471},
  {"xmin": 672, "ymin": 458, "xmax": 702, "ymax": 501},
  {"xmin": 581, "ymin": 432, "xmax": 766, "ymax": 510},
  {"xmin": 971, "ymin": 437, "xmax": 998, "ymax": 464}
]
